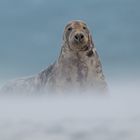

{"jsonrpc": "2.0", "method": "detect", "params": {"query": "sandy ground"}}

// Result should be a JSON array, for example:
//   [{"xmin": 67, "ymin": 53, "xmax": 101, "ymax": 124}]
[{"xmin": 0, "ymin": 84, "xmax": 140, "ymax": 140}]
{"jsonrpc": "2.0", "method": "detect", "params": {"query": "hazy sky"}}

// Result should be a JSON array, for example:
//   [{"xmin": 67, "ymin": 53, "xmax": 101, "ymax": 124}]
[{"xmin": 0, "ymin": 0, "xmax": 140, "ymax": 84}]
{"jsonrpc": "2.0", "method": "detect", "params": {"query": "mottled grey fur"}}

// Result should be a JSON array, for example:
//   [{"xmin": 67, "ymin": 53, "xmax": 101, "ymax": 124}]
[{"xmin": 0, "ymin": 20, "xmax": 108, "ymax": 94}]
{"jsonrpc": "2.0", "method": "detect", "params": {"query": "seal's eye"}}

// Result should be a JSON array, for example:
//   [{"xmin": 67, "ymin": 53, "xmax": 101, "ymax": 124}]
[
  {"xmin": 83, "ymin": 26, "xmax": 87, "ymax": 30},
  {"xmin": 68, "ymin": 27, "xmax": 72, "ymax": 31}
]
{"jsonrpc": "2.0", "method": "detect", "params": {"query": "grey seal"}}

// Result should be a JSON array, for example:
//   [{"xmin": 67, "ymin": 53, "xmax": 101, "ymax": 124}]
[{"xmin": 1, "ymin": 20, "xmax": 108, "ymax": 94}]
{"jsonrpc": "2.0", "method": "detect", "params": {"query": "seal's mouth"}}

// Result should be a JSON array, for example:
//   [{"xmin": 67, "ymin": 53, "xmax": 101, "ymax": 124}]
[
  {"xmin": 69, "ymin": 41, "xmax": 90, "ymax": 52},
  {"xmin": 72, "ymin": 38, "xmax": 91, "ymax": 50}
]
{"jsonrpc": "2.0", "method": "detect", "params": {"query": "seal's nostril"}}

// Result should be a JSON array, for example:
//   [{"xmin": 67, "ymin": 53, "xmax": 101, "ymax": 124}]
[
  {"xmin": 75, "ymin": 35, "xmax": 78, "ymax": 40},
  {"xmin": 74, "ymin": 33, "xmax": 84, "ymax": 41},
  {"xmin": 80, "ymin": 34, "xmax": 84, "ymax": 39}
]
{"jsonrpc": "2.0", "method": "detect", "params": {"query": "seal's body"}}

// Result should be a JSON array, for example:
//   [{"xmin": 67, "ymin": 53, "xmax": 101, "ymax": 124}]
[{"xmin": 1, "ymin": 20, "xmax": 107, "ymax": 94}]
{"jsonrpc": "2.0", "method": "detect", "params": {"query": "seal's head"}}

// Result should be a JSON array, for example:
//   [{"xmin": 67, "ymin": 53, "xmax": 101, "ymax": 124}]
[{"xmin": 63, "ymin": 20, "xmax": 94, "ymax": 52}]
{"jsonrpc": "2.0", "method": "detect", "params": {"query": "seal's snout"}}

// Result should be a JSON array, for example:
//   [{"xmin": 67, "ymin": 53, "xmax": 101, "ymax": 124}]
[
  {"xmin": 74, "ymin": 32, "xmax": 85, "ymax": 42},
  {"xmin": 64, "ymin": 20, "xmax": 91, "ymax": 51}
]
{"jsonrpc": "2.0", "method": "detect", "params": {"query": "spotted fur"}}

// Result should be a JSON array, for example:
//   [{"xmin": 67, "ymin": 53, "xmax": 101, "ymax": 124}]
[{"xmin": 0, "ymin": 20, "xmax": 108, "ymax": 94}]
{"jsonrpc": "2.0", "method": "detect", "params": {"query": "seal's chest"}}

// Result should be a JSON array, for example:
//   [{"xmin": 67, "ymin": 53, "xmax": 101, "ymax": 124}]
[
  {"xmin": 48, "ymin": 56, "xmax": 100, "ymax": 93},
  {"xmin": 59, "ymin": 56, "xmax": 97, "ymax": 85}
]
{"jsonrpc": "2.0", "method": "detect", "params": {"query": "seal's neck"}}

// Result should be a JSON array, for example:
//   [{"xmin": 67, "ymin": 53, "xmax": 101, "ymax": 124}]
[{"xmin": 58, "ymin": 42, "xmax": 94, "ymax": 63}]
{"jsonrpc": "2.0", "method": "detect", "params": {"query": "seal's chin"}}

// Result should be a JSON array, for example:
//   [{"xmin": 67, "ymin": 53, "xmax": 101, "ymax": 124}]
[
  {"xmin": 70, "ymin": 44, "xmax": 90, "ymax": 51},
  {"xmin": 71, "ymin": 42, "xmax": 90, "ymax": 51}
]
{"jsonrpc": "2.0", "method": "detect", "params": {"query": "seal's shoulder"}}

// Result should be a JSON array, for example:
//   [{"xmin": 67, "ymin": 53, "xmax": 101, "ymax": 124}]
[{"xmin": 38, "ymin": 62, "xmax": 56, "ymax": 83}]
